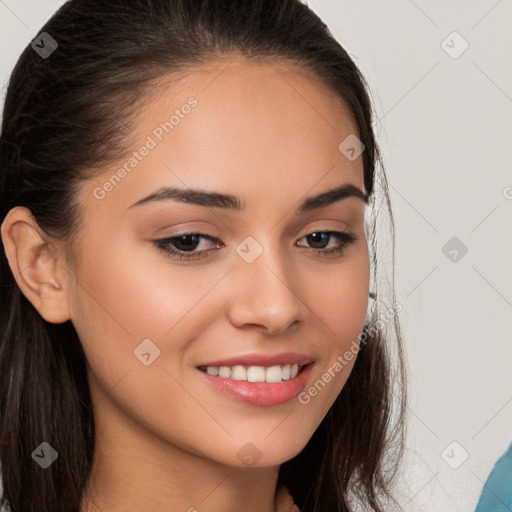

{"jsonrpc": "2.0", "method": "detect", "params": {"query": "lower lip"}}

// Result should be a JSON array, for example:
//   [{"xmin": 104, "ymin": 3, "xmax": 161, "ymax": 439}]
[{"xmin": 197, "ymin": 364, "xmax": 314, "ymax": 406}]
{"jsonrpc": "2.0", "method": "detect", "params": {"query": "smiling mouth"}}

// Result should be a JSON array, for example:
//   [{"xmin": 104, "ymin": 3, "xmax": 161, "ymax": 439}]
[{"xmin": 197, "ymin": 363, "xmax": 311, "ymax": 383}]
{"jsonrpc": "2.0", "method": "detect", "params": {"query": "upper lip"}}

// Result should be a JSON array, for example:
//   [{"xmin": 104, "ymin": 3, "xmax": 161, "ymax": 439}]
[{"xmin": 196, "ymin": 352, "xmax": 314, "ymax": 368}]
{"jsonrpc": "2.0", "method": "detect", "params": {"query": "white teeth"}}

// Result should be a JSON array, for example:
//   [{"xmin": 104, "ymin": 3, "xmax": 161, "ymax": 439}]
[
  {"xmin": 247, "ymin": 366, "xmax": 266, "ymax": 382},
  {"xmin": 231, "ymin": 365, "xmax": 247, "ymax": 380},
  {"xmin": 201, "ymin": 363, "xmax": 305, "ymax": 383},
  {"xmin": 218, "ymin": 366, "xmax": 231, "ymax": 378},
  {"xmin": 265, "ymin": 365, "xmax": 284, "ymax": 383}
]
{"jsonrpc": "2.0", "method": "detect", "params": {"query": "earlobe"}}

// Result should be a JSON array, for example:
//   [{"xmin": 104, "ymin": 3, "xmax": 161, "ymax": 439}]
[{"xmin": 0, "ymin": 206, "xmax": 71, "ymax": 324}]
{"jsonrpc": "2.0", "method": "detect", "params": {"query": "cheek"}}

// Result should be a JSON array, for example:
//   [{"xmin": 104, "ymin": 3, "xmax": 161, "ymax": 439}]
[
  {"xmin": 70, "ymin": 230, "xmax": 212, "ymax": 341},
  {"xmin": 302, "ymin": 246, "xmax": 369, "ymax": 402},
  {"xmin": 306, "ymin": 247, "xmax": 370, "ymax": 343},
  {"xmin": 299, "ymin": 259, "xmax": 369, "ymax": 421},
  {"xmin": 67, "ymin": 236, "xmax": 214, "ymax": 438},
  {"xmin": 67, "ymin": 228, "xmax": 239, "ymax": 413}
]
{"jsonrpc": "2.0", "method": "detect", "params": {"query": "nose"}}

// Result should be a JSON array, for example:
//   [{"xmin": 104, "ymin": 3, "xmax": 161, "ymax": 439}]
[{"xmin": 225, "ymin": 242, "xmax": 307, "ymax": 335}]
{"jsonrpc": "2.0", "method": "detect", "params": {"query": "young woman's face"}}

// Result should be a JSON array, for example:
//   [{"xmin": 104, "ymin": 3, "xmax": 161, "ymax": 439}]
[{"xmin": 67, "ymin": 58, "xmax": 370, "ymax": 468}]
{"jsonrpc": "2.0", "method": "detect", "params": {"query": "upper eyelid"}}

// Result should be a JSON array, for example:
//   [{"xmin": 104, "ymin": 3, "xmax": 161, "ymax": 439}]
[
  {"xmin": 159, "ymin": 227, "xmax": 351, "ymax": 242},
  {"xmin": 161, "ymin": 220, "xmax": 352, "ymax": 238}
]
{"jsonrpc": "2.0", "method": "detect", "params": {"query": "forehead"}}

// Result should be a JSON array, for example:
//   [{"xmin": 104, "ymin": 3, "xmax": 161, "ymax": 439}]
[{"xmin": 82, "ymin": 57, "xmax": 365, "ymax": 215}]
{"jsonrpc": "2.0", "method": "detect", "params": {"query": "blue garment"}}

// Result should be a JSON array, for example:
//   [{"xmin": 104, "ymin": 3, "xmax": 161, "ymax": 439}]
[{"xmin": 474, "ymin": 441, "xmax": 512, "ymax": 512}]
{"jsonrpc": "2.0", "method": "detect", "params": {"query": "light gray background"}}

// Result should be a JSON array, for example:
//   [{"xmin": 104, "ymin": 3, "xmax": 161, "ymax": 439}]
[{"xmin": 1, "ymin": 1, "xmax": 511, "ymax": 510}]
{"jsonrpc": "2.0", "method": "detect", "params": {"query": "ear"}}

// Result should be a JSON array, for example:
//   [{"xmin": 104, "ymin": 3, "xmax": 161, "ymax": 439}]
[{"xmin": 1, "ymin": 206, "xmax": 71, "ymax": 324}]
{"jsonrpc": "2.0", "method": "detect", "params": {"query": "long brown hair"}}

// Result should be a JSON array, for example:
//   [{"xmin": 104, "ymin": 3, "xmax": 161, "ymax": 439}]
[{"xmin": 0, "ymin": 1, "xmax": 407, "ymax": 510}]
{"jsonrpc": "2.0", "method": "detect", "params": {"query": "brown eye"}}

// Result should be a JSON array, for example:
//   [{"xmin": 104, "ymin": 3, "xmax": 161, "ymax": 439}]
[
  {"xmin": 153, "ymin": 230, "xmax": 357, "ymax": 262},
  {"xmin": 297, "ymin": 231, "xmax": 357, "ymax": 258},
  {"xmin": 153, "ymin": 232, "xmax": 221, "ymax": 261}
]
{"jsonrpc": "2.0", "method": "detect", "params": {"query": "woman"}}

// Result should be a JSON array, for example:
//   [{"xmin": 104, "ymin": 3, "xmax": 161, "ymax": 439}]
[{"xmin": 0, "ymin": 1, "xmax": 406, "ymax": 511}]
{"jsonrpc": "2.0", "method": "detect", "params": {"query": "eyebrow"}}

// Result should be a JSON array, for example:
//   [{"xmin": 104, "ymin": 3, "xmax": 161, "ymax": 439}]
[{"xmin": 128, "ymin": 183, "xmax": 368, "ymax": 213}]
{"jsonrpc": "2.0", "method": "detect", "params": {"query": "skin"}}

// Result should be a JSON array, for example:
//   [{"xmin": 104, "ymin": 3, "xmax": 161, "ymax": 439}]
[{"xmin": 1, "ymin": 57, "xmax": 370, "ymax": 512}]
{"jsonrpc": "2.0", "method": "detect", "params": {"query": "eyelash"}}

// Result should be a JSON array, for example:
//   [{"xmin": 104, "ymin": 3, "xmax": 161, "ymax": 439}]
[{"xmin": 153, "ymin": 229, "xmax": 357, "ymax": 261}]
